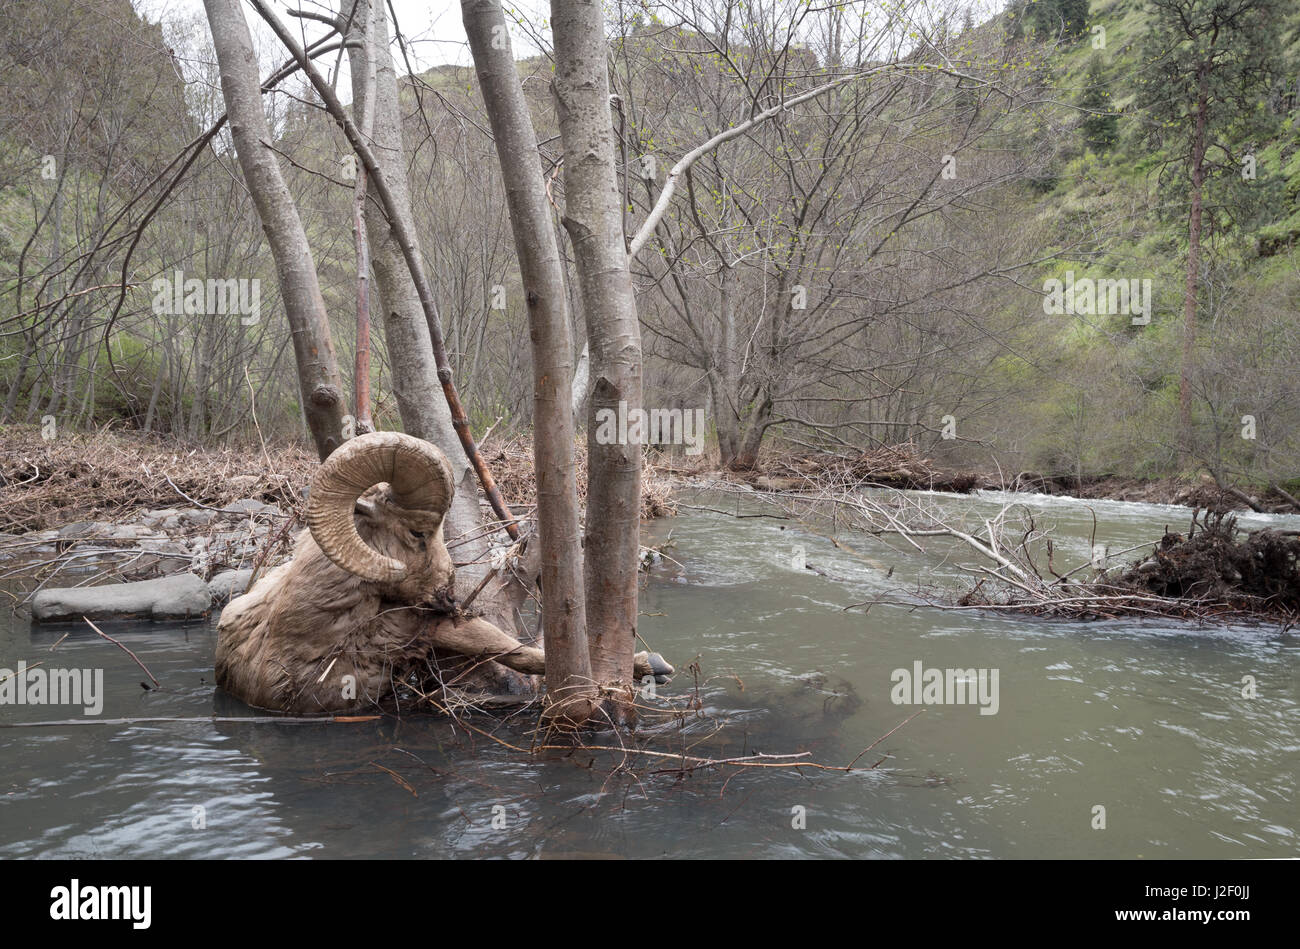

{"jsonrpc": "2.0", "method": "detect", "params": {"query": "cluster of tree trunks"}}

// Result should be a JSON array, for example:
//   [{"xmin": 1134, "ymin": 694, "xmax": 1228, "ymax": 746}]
[{"xmin": 204, "ymin": 0, "xmax": 645, "ymax": 725}]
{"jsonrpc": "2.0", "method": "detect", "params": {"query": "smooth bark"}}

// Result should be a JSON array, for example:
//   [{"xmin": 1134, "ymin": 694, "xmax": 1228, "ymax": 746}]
[
  {"xmin": 202, "ymin": 0, "xmax": 346, "ymax": 461},
  {"xmin": 337, "ymin": 0, "xmax": 488, "ymax": 575},
  {"xmin": 551, "ymin": 0, "xmax": 644, "ymax": 716},
  {"xmin": 1179, "ymin": 65, "xmax": 1209, "ymax": 456},
  {"xmin": 350, "ymin": 0, "xmax": 376, "ymax": 434},
  {"xmin": 462, "ymin": 0, "xmax": 595, "ymax": 721}
]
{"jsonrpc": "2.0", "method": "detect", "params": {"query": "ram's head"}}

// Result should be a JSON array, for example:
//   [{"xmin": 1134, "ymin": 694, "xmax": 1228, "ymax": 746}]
[{"xmin": 304, "ymin": 431, "xmax": 457, "ymax": 605}]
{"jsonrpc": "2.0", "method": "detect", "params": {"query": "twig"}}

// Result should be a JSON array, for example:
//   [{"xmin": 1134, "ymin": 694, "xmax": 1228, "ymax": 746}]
[
  {"xmin": 82, "ymin": 617, "xmax": 161, "ymax": 688},
  {"xmin": 845, "ymin": 710, "xmax": 925, "ymax": 770},
  {"xmin": 369, "ymin": 760, "xmax": 418, "ymax": 796}
]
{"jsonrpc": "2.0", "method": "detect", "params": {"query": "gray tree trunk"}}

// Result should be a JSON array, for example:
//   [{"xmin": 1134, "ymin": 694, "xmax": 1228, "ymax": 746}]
[
  {"xmin": 551, "ymin": 0, "xmax": 644, "ymax": 716},
  {"xmin": 342, "ymin": 0, "xmax": 489, "ymax": 586},
  {"xmin": 202, "ymin": 0, "xmax": 346, "ymax": 461},
  {"xmin": 462, "ymin": 0, "xmax": 595, "ymax": 722}
]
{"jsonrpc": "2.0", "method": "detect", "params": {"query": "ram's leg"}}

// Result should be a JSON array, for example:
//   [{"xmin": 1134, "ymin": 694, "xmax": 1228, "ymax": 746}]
[
  {"xmin": 427, "ymin": 615, "xmax": 546, "ymax": 672},
  {"xmin": 427, "ymin": 615, "xmax": 673, "ymax": 683}
]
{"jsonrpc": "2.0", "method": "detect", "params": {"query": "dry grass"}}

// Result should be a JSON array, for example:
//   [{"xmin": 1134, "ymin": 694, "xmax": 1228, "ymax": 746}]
[
  {"xmin": 0, "ymin": 425, "xmax": 684, "ymax": 537},
  {"xmin": 0, "ymin": 424, "xmax": 314, "ymax": 534}
]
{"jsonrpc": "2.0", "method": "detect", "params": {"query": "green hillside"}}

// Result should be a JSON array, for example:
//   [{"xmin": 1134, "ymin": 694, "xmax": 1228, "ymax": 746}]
[{"xmin": 963, "ymin": 0, "xmax": 1300, "ymax": 487}]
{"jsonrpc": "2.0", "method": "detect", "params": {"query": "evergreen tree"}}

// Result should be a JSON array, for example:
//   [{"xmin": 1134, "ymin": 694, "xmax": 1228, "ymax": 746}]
[
  {"xmin": 1080, "ymin": 55, "xmax": 1118, "ymax": 152},
  {"xmin": 1024, "ymin": 0, "xmax": 1090, "ymax": 38},
  {"xmin": 1135, "ymin": 0, "xmax": 1283, "ymax": 454}
]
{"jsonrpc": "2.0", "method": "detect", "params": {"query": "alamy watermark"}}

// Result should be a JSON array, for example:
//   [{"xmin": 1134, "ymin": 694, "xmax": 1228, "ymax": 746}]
[
  {"xmin": 50, "ymin": 880, "xmax": 150, "ymax": 929},
  {"xmin": 1042, "ymin": 270, "xmax": 1152, "ymax": 325},
  {"xmin": 594, "ymin": 401, "xmax": 706, "ymax": 456},
  {"xmin": 891, "ymin": 660, "xmax": 999, "ymax": 715},
  {"xmin": 0, "ymin": 660, "xmax": 103, "ymax": 715},
  {"xmin": 151, "ymin": 269, "xmax": 260, "ymax": 325}
]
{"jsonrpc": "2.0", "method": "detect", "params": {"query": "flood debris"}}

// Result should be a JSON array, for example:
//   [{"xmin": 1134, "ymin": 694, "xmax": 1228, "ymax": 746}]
[
  {"xmin": 710, "ymin": 479, "xmax": 1298, "ymax": 627},
  {"xmin": 755, "ymin": 442, "xmax": 980, "ymax": 495},
  {"xmin": 957, "ymin": 510, "xmax": 1300, "ymax": 624},
  {"xmin": 481, "ymin": 433, "xmax": 679, "ymax": 519},
  {"xmin": 0, "ymin": 426, "xmax": 314, "ymax": 534},
  {"xmin": 1106, "ymin": 514, "xmax": 1300, "ymax": 617},
  {"xmin": 0, "ymin": 427, "xmax": 690, "ymax": 614}
]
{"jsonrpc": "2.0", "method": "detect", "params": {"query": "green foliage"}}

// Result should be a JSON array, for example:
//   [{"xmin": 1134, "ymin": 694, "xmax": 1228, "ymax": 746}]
[
  {"xmin": 1019, "ymin": 0, "xmax": 1091, "ymax": 39},
  {"xmin": 1136, "ymin": 0, "xmax": 1283, "ymax": 180},
  {"xmin": 1079, "ymin": 55, "xmax": 1119, "ymax": 152}
]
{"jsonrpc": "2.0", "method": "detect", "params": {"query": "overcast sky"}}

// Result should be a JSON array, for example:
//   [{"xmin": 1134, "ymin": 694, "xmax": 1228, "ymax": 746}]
[
  {"xmin": 134, "ymin": 0, "xmax": 999, "ymax": 101},
  {"xmin": 137, "ymin": 0, "xmax": 545, "ymax": 75}
]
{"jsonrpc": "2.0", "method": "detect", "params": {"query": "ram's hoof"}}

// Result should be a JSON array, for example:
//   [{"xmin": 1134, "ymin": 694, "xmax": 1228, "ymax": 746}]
[{"xmin": 646, "ymin": 652, "xmax": 674, "ymax": 684}]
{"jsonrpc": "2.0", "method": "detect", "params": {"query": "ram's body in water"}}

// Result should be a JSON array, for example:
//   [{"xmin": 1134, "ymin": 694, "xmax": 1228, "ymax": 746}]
[{"xmin": 216, "ymin": 432, "xmax": 670, "ymax": 713}]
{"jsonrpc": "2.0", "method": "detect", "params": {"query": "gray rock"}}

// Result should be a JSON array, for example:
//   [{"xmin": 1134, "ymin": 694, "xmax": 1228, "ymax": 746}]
[
  {"xmin": 107, "ymin": 524, "xmax": 146, "ymax": 541},
  {"xmin": 208, "ymin": 569, "xmax": 254, "ymax": 603},
  {"xmin": 140, "ymin": 509, "xmax": 178, "ymax": 528},
  {"xmin": 31, "ymin": 573, "xmax": 213, "ymax": 623},
  {"xmin": 221, "ymin": 498, "xmax": 277, "ymax": 516},
  {"xmin": 182, "ymin": 509, "xmax": 216, "ymax": 526},
  {"xmin": 58, "ymin": 521, "xmax": 112, "ymax": 539}
]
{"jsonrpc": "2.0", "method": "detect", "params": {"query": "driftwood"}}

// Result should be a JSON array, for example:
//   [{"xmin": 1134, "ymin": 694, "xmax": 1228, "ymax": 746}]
[
  {"xmin": 759, "ymin": 442, "xmax": 979, "ymax": 494},
  {"xmin": 704, "ymin": 479, "xmax": 1299, "ymax": 625}
]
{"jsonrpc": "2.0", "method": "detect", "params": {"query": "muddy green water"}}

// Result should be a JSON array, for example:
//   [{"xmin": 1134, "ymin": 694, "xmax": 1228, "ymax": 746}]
[{"xmin": 1, "ymin": 489, "xmax": 1296, "ymax": 858}]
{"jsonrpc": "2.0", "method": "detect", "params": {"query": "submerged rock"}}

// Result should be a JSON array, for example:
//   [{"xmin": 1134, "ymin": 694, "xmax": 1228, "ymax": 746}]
[{"xmin": 31, "ymin": 573, "xmax": 213, "ymax": 623}]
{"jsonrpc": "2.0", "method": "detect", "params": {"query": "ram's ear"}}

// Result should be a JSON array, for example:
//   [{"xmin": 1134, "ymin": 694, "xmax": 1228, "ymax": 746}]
[{"xmin": 354, "ymin": 498, "xmax": 378, "ymax": 520}]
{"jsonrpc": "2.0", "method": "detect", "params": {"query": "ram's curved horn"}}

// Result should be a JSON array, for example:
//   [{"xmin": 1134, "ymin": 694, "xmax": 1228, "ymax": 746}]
[{"xmin": 305, "ymin": 431, "xmax": 455, "ymax": 582}]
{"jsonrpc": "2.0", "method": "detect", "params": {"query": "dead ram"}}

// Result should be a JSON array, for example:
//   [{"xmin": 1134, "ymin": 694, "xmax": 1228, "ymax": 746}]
[{"xmin": 216, "ymin": 431, "xmax": 670, "ymax": 713}]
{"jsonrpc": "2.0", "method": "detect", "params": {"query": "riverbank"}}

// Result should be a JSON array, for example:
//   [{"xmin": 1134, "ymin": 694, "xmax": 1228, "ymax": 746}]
[
  {"xmin": 0, "ymin": 425, "xmax": 682, "ymax": 538},
  {"xmin": 1001, "ymin": 470, "xmax": 1300, "ymax": 514},
  {"xmin": 0, "ymin": 426, "xmax": 682, "ymax": 609},
  {"xmin": 746, "ymin": 443, "xmax": 1299, "ymax": 515},
  {"xmin": 3, "ymin": 426, "xmax": 1294, "ymax": 607}
]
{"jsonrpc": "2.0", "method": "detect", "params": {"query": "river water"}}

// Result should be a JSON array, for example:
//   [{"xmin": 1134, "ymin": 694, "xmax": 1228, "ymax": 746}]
[{"xmin": 1, "ymin": 488, "xmax": 1296, "ymax": 858}]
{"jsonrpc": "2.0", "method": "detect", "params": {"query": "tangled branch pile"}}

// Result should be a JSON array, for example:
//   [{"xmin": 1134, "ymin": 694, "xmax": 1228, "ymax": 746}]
[
  {"xmin": 955, "ymin": 510, "xmax": 1300, "ymax": 623},
  {"xmin": 760, "ymin": 442, "xmax": 979, "ymax": 494},
  {"xmin": 1106, "ymin": 514, "xmax": 1300, "ymax": 616},
  {"xmin": 0, "ymin": 426, "xmax": 314, "ymax": 534},
  {"xmin": 710, "ymin": 478, "xmax": 1298, "ymax": 625},
  {"xmin": 0, "ymin": 425, "xmax": 688, "ymax": 540}
]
